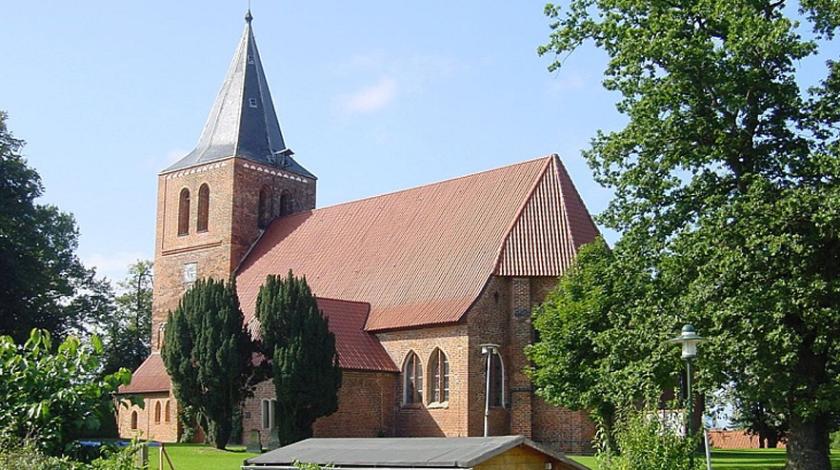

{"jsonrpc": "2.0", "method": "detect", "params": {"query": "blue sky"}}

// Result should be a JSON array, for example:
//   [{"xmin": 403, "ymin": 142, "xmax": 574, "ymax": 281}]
[{"xmin": 1, "ymin": 1, "xmax": 836, "ymax": 282}]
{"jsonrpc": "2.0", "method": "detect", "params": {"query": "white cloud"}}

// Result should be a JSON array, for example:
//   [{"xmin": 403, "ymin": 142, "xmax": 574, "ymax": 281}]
[
  {"xmin": 338, "ymin": 77, "xmax": 398, "ymax": 114},
  {"xmin": 83, "ymin": 251, "xmax": 150, "ymax": 282}
]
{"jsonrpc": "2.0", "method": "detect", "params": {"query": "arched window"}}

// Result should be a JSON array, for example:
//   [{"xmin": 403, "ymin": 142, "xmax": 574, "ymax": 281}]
[
  {"xmin": 428, "ymin": 348, "xmax": 449, "ymax": 403},
  {"xmin": 157, "ymin": 323, "xmax": 166, "ymax": 350},
  {"xmin": 154, "ymin": 401, "xmax": 161, "ymax": 424},
  {"xmin": 258, "ymin": 186, "xmax": 272, "ymax": 229},
  {"xmin": 178, "ymin": 188, "xmax": 190, "ymax": 235},
  {"xmin": 489, "ymin": 353, "xmax": 505, "ymax": 407},
  {"xmin": 164, "ymin": 400, "xmax": 171, "ymax": 423},
  {"xmin": 279, "ymin": 190, "xmax": 293, "ymax": 217},
  {"xmin": 197, "ymin": 184, "xmax": 210, "ymax": 232},
  {"xmin": 402, "ymin": 351, "xmax": 423, "ymax": 405},
  {"xmin": 261, "ymin": 399, "xmax": 276, "ymax": 430},
  {"xmin": 130, "ymin": 410, "xmax": 138, "ymax": 430}
]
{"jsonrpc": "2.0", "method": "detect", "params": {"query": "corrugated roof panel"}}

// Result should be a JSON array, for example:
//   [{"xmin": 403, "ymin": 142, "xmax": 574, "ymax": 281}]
[{"xmin": 496, "ymin": 156, "xmax": 600, "ymax": 276}]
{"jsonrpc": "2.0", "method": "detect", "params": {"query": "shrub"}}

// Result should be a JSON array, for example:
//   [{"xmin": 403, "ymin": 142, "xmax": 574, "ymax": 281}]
[{"xmin": 597, "ymin": 406, "xmax": 704, "ymax": 470}]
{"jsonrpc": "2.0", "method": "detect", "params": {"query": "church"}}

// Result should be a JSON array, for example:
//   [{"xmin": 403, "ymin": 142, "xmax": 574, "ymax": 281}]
[{"xmin": 116, "ymin": 11, "xmax": 599, "ymax": 454}]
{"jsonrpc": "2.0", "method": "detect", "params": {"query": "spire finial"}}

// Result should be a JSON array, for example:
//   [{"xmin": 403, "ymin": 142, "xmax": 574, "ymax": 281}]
[{"xmin": 245, "ymin": 9, "xmax": 253, "ymax": 24}]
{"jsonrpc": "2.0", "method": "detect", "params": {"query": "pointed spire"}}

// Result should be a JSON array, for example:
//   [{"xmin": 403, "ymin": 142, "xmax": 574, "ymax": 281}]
[{"xmin": 165, "ymin": 12, "xmax": 314, "ymax": 179}]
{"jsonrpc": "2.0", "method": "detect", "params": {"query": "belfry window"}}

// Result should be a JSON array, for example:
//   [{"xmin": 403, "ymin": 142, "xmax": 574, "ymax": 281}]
[
  {"xmin": 429, "ymin": 348, "xmax": 449, "ymax": 404},
  {"xmin": 258, "ymin": 186, "xmax": 272, "ymax": 229},
  {"xmin": 197, "ymin": 184, "xmax": 210, "ymax": 232},
  {"xmin": 402, "ymin": 351, "xmax": 423, "ymax": 405},
  {"xmin": 177, "ymin": 188, "xmax": 190, "ymax": 235},
  {"xmin": 279, "ymin": 190, "xmax": 293, "ymax": 217},
  {"xmin": 249, "ymin": 98, "xmax": 258, "ymax": 108}
]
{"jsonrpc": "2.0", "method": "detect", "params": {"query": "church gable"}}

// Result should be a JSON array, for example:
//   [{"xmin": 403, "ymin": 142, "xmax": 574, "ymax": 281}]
[{"xmin": 496, "ymin": 155, "xmax": 599, "ymax": 276}]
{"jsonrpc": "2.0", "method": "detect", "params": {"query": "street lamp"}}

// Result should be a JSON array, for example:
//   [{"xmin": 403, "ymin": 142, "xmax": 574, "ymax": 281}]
[
  {"xmin": 669, "ymin": 324, "xmax": 705, "ymax": 467},
  {"xmin": 480, "ymin": 343, "xmax": 502, "ymax": 437}
]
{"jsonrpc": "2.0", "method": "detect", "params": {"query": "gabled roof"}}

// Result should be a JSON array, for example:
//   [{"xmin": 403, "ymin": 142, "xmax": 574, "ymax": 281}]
[
  {"xmin": 236, "ymin": 155, "xmax": 599, "ymax": 332},
  {"xmin": 244, "ymin": 436, "xmax": 588, "ymax": 469},
  {"xmin": 165, "ymin": 12, "xmax": 313, "ymax": 178},
  {"xmin": 117, "ymin": 353, "xmax": 170, "ymax": 394}
]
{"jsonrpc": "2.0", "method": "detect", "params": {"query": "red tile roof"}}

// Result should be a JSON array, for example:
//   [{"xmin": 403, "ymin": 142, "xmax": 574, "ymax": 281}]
[
  {"xmin": 237, "ymin": 155, "xmax": 598, "ymax": 332},
  {"xmin": 117, "ymin": 353, "xmax": 170, "ymax": 394},
  {"xmin": 316, "ymin": 298, "xmax": 397, "ymax": 372},
  {"xmin": 119, "ymin": 298, "xmax": 396, "ymax": 393}
]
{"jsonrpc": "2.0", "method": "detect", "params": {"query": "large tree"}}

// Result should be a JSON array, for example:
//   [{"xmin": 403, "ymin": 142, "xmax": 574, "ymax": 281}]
[
  {"xmin": 100, "ymin": 260, "xmax": 153, "ymax": 376},
  {"xmin": 538, "ymin": 1, "xmax": 839, "ymax": 468},
  {"xmin": 161, "ymin": 278, "xmax": 255, "ymax": 449},
  {"xmin": 256, "ymin": 272, "xmax": 341, "ymax": 446},
  {"xmin": 0, "ymin": 111, "xmax": 96, "ymax": 343}
]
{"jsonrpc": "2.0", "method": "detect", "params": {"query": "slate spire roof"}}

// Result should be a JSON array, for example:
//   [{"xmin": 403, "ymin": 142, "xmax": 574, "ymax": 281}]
[{"xmin": 165, "ymin": 11, "xmax": 314, "ymax": 178}]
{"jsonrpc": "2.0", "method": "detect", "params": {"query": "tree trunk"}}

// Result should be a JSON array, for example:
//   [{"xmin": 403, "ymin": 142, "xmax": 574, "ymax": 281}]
[
  {"xmin": 786, "ymin": 414, "xmax": 830, "ymax": 470},
  {"xmin": 212, "ymin": 419, "xmax": 232, "ymax": 450}
]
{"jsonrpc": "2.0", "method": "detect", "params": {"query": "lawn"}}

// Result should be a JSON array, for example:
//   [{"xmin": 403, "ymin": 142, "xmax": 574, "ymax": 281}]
[
  {"xmin": 144, "ymin": 444, "xmax": 840, "ymax": 470},
  {"xmin": 569, "ymin": 448, "xmax": 840, "ymax": 469},
  {"xmin": 147, "ymin": 443, "xmax": 258, "ymax": 470}
]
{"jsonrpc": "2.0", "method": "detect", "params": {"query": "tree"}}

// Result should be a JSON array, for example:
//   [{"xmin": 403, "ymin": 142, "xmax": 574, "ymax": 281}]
[
  {"xmin": 100, "ymin": 261, "xmax": 153, "ymax": 375},
  {"xmin": 0, "ymin": 329, "xmax": 130, "ymax": 455},
  {"xmin": 256, "ymin": 272, "xmax": 341, "ymax": 446},
  {"xmin": 731, "ymin": 399, "xmax": 787, "ymax": 448},
  {"xmin": 161, "ymin": 278, "xmax": 255, "ymax": 449},
  {"xmin": 0, "ymin": 111, "xmax": 98, "ymax": 343},
  {"xmin": 538, "ymin": 1, "xmax": 839, "ymax": 468},
  {"xmin": 527, "ymin": 238, "xmax": 669, "ymax": 450}
]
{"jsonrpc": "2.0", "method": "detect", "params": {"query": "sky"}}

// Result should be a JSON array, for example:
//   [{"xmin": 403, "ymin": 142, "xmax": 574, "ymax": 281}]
[{"xmin": 1, "ymin": 1, "xmax": 836, "ymax": 282}]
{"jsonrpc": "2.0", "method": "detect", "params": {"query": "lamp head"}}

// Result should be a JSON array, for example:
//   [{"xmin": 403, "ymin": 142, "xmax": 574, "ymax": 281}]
[{"xmin": 669, "ymin": 324, "xmax": 704, "ymax": 359}]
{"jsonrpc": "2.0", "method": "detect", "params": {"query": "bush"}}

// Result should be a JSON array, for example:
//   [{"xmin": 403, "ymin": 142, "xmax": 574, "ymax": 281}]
[
  {"xmin": 831, "ymin": 431, "xmax": 840, "ymax": 450},
  {"xmin": 596, "ymin": 406, "xmax": 704, "ymax": 470}
]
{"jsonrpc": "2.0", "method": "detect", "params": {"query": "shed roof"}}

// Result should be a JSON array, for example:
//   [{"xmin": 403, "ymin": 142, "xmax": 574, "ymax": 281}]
[
  {"xmin": 236, "ymin": 155, "xmax": 598, "ymax": 332},
  {"xmin": 243, "ymin": 436, "xmax": 587, "ymax": 469}
]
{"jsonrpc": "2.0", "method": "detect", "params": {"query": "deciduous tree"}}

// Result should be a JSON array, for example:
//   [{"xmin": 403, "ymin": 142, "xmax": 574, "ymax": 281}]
[{"xmin": 537, "ymin": 1, "xmax": 839, "ymax": 468}]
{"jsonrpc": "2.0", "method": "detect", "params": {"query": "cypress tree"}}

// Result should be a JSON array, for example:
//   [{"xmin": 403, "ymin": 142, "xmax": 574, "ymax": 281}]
[
  {"xmin": 256, "ymin": 271, "xmax": 341, "ymax": 445},
  {"xmin": 161, "ymin": 278, "xmax": 255, "ymax": 449}
]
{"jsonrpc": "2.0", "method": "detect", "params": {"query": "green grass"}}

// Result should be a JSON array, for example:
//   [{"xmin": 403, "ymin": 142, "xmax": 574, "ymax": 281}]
[
  {"xmin": 147, "ymin": 443, "xmax": 258, "ymax": 470},
  {"xmin": 569, "ymin": 448, "xmax": 840, "ymax": 469}
]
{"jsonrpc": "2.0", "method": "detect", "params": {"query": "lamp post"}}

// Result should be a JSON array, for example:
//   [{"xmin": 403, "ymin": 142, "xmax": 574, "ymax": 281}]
[
  {"xmin": 480, "ymin": 343, "xmax": 501, "ymax": 437},
  {"xmin": 669, "ymin": 324, "xmax": 705, "ymax": 468}
]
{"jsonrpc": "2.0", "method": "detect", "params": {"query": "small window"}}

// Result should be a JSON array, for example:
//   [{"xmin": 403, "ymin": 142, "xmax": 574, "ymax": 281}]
[
  {"xmin": 130, "ymin": 411, "xmax": 138, "ymax": 430},
  {"xmin": 279, "ymin": 191, "xmax": 293, "ymax": 217},
  {"xmin": 429, "ymin": 349, "xmax": 450, "ymax": 404},
  {"xmin": 182, "ymin": 263, "xmax": 197, "ymax": 285},
  {"xmin": 197, "ymin": 184, "xmax": 210, "ymax": 232},
  {"xmin": 261, "ymin": 399, "xmax": 275, "ymax": 430},
  {"xmin": 489, "ymin": 353, "xmax": 505, "ymax": 407},
  {"xmin": 157, "ymin": 323, "xmax": 167, "ymax": 350},
  {"xmin": 177, "ymin": 188, "xmax": 190, "ymax": 235},
  {"xmin": 258, "ymin": 186, "xmax": 272, "ymax": 229},
  {"xmin": 402, "ymin": 352, "xmax": 423, "ymax": 405},
  {"xmin": 154, "ymin": 401, "xmax": 161, "ymax": 424},
  {"xmin": 164, "ymin": 400, "xmax": 171, "ymax": 423},
  {"xmin": 249, "ymin": 98, "xmax": 258, "ymax": 108}
]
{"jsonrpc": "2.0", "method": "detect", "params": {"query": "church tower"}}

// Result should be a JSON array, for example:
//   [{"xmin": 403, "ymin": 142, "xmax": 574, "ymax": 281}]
[{"xmin": 151, "ymin": 11, "xmax": 316, "ymax": 350}]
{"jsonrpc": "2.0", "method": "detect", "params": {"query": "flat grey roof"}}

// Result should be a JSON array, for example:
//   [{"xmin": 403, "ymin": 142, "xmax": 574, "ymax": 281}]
[{"xmin": 244, "ymin": 436, "xmax": 586, "ymax": 469}]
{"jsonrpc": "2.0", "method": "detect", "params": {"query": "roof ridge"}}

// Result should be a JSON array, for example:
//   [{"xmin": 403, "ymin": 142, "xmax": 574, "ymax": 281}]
[{"xmin": 309, "ymin": 155, "xmax": 553, "ymax": 213}]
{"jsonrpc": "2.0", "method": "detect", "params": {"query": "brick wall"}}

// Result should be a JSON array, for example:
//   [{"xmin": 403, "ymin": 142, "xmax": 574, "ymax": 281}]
[
  {"xmin": 376, "ymin": 324, "xmax": 470, "ymax": 437},
  {"xmin": 466, "ymin": 276, "xmax": 512, "ymax": 437},
  {"xmin": 116, "ymin": 392, "xmax": 179, "ymax": 442},
  {"xmin": 151, "ymin": 157, "xmax": 315, "ymax": 350},
  {"xmin": 241, "ymin": 371, "xmax": 397, "ymax": 448}
]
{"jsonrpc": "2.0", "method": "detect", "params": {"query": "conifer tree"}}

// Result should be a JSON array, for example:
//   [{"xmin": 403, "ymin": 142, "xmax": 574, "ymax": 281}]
[
  {"xmin": 161, "ymin": 278, "xmax": 255, "ymax": 449},
  {"xmin": 256, "ymin": 271, "xmax": 341, "ymax": 446}
]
